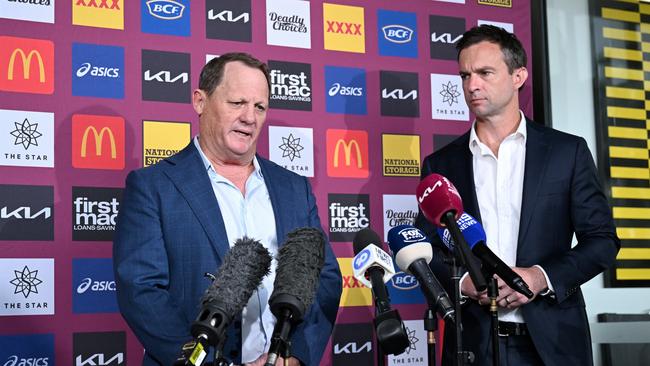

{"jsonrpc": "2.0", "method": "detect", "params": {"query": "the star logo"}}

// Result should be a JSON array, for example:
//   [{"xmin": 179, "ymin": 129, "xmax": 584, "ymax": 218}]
[
  {"xmin": 278, "ymin": 133, "xmax": 304, "ymax": 162},
  {"xmin": 10, "ymin": 266, "xmax": 43, "ymax": 298},
  {"xmin": 439, "ymin": 81, "xmax": 461, "ymax": 106},
  {"xmin": 10, "ymin": 118, "xmax": 42, "ymax": 150},
  {"xmin": 404, "ymin": 326, "xmax": 419, "ymax": 354}
]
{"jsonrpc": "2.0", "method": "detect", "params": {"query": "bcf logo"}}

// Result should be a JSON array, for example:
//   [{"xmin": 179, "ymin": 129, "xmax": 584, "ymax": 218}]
[{"xmin": 147, "ymin": 0, "xmax": 184, "ymax": 19}]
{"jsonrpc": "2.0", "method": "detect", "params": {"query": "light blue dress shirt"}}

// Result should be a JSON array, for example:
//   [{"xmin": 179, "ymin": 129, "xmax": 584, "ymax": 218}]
[{"xmin": 194, "ymin": 137, "xmax": 278, "ymax": 364}]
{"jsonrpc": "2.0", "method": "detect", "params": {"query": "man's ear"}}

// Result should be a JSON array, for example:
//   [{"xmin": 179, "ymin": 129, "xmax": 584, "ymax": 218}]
[
  {"xmin": 192, "ymin": 89, "xmax": 206, "ymax": 114},
  {"xmin": 513, "ymin": 67, "xmax": 528, "ymax": 90}
]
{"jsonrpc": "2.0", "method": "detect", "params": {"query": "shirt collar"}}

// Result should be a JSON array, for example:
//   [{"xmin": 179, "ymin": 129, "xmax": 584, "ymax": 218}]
[
  {"xmin": 193, "ymin": 135, "xmax": 264, "ymax": 180},
  {"xmin": 469, "ymin": 110, "xmax": 527, "ymax": 152}
]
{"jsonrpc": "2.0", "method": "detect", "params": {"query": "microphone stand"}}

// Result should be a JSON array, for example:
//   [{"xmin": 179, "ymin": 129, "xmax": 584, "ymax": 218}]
[
  {"xmin": 487, "ymin": 278, "xmax": 500, "ymax": 366},
  {"xmin": 423, "ymin": 308, "xmax": 437, "ymax": 366}
]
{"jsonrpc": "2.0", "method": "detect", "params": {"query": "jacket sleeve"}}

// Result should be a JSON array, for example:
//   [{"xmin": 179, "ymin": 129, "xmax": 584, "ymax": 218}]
[
  {"xmin": 287, "ymin": 176, "xmax": 342, "ymax": 365},
  {"xmin": 113, "ymin": 169, "xmax": 191, "ymax": 366}
]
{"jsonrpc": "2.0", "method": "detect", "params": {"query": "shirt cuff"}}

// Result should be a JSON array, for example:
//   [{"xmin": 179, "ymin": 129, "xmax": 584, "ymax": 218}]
[{"xmin": 533, "ymin": 264, "xmax": 554, "ymax": 296}]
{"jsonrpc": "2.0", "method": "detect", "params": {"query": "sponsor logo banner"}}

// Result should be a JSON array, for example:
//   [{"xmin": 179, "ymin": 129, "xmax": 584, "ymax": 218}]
[
  {"xmin": 429, "ymin": 15, "xmax": 465, "ymax": 60},
  {"xmin": 268, "ymin": 126, "xmax": 314, "ymax": 177},
  {"xmin": 382, "ymin": 194, "xmax": 418, "ymax": 241},
  {"xmin": 73, "ymin": 331, "xmax": 126, "ymax": 366},
  {"xmin": 434, "ymin": 0, "xmax": 465, "ymax": 3},
  {"xmin": 0, "ymin": 258, "xmax": 54, "ymax": 315},
  {"xmin": 430, "ymin": 73, "xmax": 468, "ymax": 121},
  {"xmin": 337, "ymin": 258, "xmax": 372, "ymax": 307},
  {"xmin": 72, "ymin": 114, "xmax": 125, "ymax": 170},
  {"xmin": 433, "ymin": 134, "xmax": 459, "ymax": 153},
  {"xmin": 478, "ymin": 0, "xmax": 512, "ymax": 8},
  {"xmin": 266, "ymin": 0, "xmax": 311, "ymax": 49},
  {"xmin": 323, "ymin": 3, "xmax": 365, "ymax": 53},
  {"xmin": 72, "ymin": 187, "xmax": 122, "ymax": 241},
  {"xmin": 0, "ymin": 0, "xmax": 54, "ymax": 23},
  {"xmin": 324, "ymin": 66, "xmax": 367, "ymax": 115},
  {"xmin": 477, "ymin": 19, "xmax": 514, "ymax": 34},
  {"xmin": 380, "ymin": 71, "xmax": 419, "ymax": 117},
  {"xmin": 387, "ymin": 319, "xmax": 428, "ymax": 365},
  {"xmin": 328, "ymin": 193, "xmax": 370, "ymax": 242},
  {"xmin": 72, "ymin": 42, "xmax": 124, "ymax": 99},
  {"xmin": 73, "ymin": 0, "xmax": 124, "ymax": 29},
  {"xmin": 331, "ymin": 323, "xmax": 374, "ymax": 364},
  {"xmin": 206, "ymin": 0, "xmax": 251, "ymax": 42},
  {"xmin": 0, "ymin": 109, "xmax": 54, "ymax": 168},
  {"xmin": 382, "ymin": 134, "xmax": 420, "ymax": 177},
  {"xmin": 326, "ymin": 129, "xmax": 368, "ymax": 178},
  {"xmin": 0, "ymin": 185, "xmax": 53, "ymax": 241},
  {"xmin": 72, "ymin": 258, "xmax": 118, "ymax": 313},
  {"xmin": 142, "ymin": 120, "xmax": 190, "ymax": 167},
  {"xmin": 142, "ymin": 49, "xmax": 191, "ymax": 103},
  {"xmin": 377, "ymin": 9, "xmax": 417, "ymax": 58},
  {"xmin": 0, "ymin": 36, "xmax": 54, "ymax": 95},
  {"xmin": 142, "ymin": 0, "xmax": 190, "ymax": 36},
  {"xmin": 387, "ymin": 271, "xmax": 424, "ymax": 305},
  {"xmin": 0, "ymin": 334, "xmax": 54, "ymax": 366},
  {"xmin": 269, "ymin": 60, "xmax": 312, "ymax": 111}
]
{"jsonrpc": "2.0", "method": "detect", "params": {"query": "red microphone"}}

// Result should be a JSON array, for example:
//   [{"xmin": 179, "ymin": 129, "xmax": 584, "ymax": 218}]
[{"xmin": 416, "ymin": 173, "xmax": 463, "ymax": 227}]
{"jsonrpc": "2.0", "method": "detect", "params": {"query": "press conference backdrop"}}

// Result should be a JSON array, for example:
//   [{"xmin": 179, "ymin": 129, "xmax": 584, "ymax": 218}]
[{"xmin": 0, "ymin": 1, "xmax": 533, "ymax": 365}]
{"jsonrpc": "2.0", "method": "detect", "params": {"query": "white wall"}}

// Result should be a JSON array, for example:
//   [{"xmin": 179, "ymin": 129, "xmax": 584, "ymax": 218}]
[{"xmin": 546, "ymin": 0, "xmax": 650, "ymax": 364}]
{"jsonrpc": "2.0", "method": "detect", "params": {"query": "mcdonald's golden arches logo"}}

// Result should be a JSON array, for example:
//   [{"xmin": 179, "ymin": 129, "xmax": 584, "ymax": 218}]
[
  {"xmin": 0, "ymin": 36, "xmax": 54, "ymax": 94},
  {"xmin": 72, "ymin": 114, "xmax": 125, "ymax": 170},
  {"xmin": 326, "ymin": 129, "xmax": 368, "ymax": 178}
]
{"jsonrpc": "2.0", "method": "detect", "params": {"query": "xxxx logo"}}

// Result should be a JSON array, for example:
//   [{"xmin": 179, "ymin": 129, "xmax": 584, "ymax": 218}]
[
  {"xmin": 75, "ymin": 0, "xmax": 120, "ymax": 9},
  {"xmin": 326, "ymin": 21, "xmax": 362, "ymax": 35}
]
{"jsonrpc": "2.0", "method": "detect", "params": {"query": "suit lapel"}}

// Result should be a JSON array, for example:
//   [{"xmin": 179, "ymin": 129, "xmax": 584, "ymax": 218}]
[
  {"xmin": 164, "ymin": 143, "xmax": 230, "ymax": 260},
  {"xmin": 517, "ymin": 121, "xmax": 551, "ymax": 254}
]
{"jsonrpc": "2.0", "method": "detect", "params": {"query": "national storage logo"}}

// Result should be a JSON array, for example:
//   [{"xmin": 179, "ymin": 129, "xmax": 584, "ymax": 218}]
[
  {"xmin": 326, "ymin": 129, "xmax": 368, "ymax": 178},
  {"xmin": 382, "ymin": 134, "xmax": 420, "ymax": 177},
  {"xmin": 142, "ymin": 49, "xmax": 191, "ymax": 103},
  {"xmin": 72, "ymin": 114, "xmax": 125, "ymax": 170},
  {"xmin": 0, "ymin": 0, "xmax": 54, "ymax": 23},
  {"xmin": 336, "ymin": 258, "xmax": 372, "ymax": 307},
  {"xmin": 323, "ymin": 3, "xmax": 365, "ymax": 53},
  {"xmin": 377, "ymin": 9, "xmax": 417, "ymax": 58},
  {"xmin": 478, "ymin": 0, "xmax": 512, "ymax": 8},
  {"xmin": 269, "ymin": 60, "xmax": 312, "ymax": 111},
  {"xmin": 72, "ymin": 186, "xmax": 122, "ymax": 241},
  {"xmin": 0, "ymin": 258, "xmax": 54, "ymax": 316},
  {"xmin": 73, "ymin": 332, "xmax": 125, "ymax": 366},
  {"xmin": 72, "ymin": 258, "xmax": 118, "ymax": 313},
  {"xmin": 0, "ymin": 185, "xmax": 53, "ymax": 241},
  {"xmin": 328, "ymin": 193, "xmax": 370, "ymax": 242},
  {"xmin": 0, "ymin": 109, "xmax": 54, "ymax": 168},
  {"xmin": 143, "ymin": 120, "xmax": 191, "ymax": 167},
  {"xmin": 0, "ymin": 36, "xmax": 54, "ymax": 95},
  {"xmin": 429, "ymin": 15, "xmax": 465, "ymax": 60},
  {"xmin": 325, "ymin": 66, "xmax": 367, "ymax": 115},
  {"xmin": 72, "ymin": 43, "xmax": 124, "ymax": 99},
  {"xmin": 266, "ymin": 0, "xmax": 311, "ymax": 49},
  {"xmin": 207, "ymin": 0, "xmax": 251, "ymax": 42},
  {"xmin": 380, "ymin": 70, "xmax": 419, "ymax": 117},
  {"xmin": 0, "ymin": 334, "xmax": 54, "ymax": 366},
  {"xmin": 142, "ymin": 0, "xmax": 190, "ymax": 36},
  {"xmin": 73, "ymin": 0, "xmax": 123, "ymax": 29}
]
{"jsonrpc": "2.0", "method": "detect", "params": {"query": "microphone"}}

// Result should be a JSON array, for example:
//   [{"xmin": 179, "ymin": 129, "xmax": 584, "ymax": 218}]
[
  {"xmin": 438, "ymin": 213, "xmax": 534, "ymax": 299},
  {"xmin": 416, "ymin": 173, "xmax": 487, "ymax": 291},
  {"xmin": 265, "ymin": 228, "xmax": 326, "ymax": 366},
  {"xmin": 176, "ymin": 237, "xmax": 272, "ymax": 366},
  {"xmin": 352, "ymin": 228, "xmax": 409, "ymax": 355},
  {"xmin": 387, "ymin": 224, "xmax": 455, "ymax": 324}
]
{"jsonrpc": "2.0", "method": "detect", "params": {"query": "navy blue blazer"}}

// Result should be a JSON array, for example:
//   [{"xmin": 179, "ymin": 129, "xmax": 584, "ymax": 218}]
[
  {"xmin": 113, "ymin": 143, "xmax": 342, "ymax": 366},
  {"xmin": 415, "ymin": 120, "xmax": 619, "ymax": 366}
]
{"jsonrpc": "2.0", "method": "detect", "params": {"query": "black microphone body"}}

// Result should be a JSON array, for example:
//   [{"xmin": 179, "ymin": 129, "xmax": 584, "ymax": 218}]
[
  {"xmin": 408, "ymin": 258, "xmax": 455, "ymax": 323},
  {"xmin": 473, "ymin": 243, "xmax": 534, "ymax": 298}
]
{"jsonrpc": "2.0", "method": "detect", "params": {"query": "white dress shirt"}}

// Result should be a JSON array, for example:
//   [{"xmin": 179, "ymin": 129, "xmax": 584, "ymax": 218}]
[{"xmin": 194, "ymin": 137, "xmax": 278, "ymax": 363}]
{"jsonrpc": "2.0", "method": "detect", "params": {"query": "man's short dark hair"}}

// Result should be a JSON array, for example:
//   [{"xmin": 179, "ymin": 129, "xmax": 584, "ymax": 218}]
[
  {"xmin": 456, "ymin": 25, "xmax": 527, "ymax": 73},
  {"xmin": 199, "ymin": 52, "xmax": 271, "ymax": 96}
]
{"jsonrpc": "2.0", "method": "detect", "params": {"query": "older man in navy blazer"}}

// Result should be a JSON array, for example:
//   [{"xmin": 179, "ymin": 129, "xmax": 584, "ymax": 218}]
[
  {"xmin": 114, "ymin": 53, "xmax": 341, "ymax": 366},
  {"xmin": 415, "ymin": 26, "xmax": 619, "ymax": 365}
]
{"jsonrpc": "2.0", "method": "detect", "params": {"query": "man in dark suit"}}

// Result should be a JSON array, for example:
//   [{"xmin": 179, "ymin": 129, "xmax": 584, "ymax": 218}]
[
  {"xmin": 415, "ymin": 25, "xmax": 619, "ymax": 365},
  {"xmin": 113, "ymin": 53, "xmax": 341, "ymax": 366}
]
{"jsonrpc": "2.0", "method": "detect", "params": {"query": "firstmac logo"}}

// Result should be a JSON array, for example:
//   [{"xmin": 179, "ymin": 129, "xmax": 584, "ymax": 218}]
[
  {"xmin": 0, "ymin": 36, "xmax": 54, "ymax": 94},
  {"xmin": 72, "ymin": 114, "xmax": 125, "ymax": 170}
]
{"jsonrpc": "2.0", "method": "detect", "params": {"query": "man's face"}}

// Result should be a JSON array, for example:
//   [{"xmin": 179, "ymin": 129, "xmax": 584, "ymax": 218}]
[
  {"xmin": 194, "ymin": 61, "xmax": 269, "ymax": 164},
  {"xmin": 458, "ymin": 41, "xmax": 527, "ymax": 120}
]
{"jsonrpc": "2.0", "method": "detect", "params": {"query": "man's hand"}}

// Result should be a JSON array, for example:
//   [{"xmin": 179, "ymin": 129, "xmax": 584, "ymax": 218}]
[
  {"xmin": 470, "ymin": 266, "xmax": 548, "ymax": 309},
  {"xmin": 244, "ymin": 353, "xmax": 300, "ymax": 366}
]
